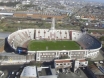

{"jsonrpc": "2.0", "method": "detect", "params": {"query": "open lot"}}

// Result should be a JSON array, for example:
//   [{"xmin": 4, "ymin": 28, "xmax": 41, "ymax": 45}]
[
  {"xmin": 0, "ymin": 17, "xmax": 80, "ymax": 32},
  {"xmin": 0, "ymin": 39, "xmax": 5, "ymax": 52},
  {"xmin": 28, "ymin": 40, "xmax": 80, "ymax": 51}
]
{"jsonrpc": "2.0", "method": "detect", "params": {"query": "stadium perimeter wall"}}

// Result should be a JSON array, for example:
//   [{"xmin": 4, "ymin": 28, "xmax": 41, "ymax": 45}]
[{"xmin": 4, "ymin": 29, "xmax": 102, "ymax": 62}]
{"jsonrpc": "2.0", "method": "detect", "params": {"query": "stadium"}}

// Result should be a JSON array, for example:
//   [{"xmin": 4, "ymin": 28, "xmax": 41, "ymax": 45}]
[{"xmin": 4, "ymin": 18, "xmax": 102, "ymax": 62}]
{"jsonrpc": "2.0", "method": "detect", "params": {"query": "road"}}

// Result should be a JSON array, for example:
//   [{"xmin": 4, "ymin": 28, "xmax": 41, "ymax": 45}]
[
  {"xmin": 0, "ymin": 64, "xmax": 23, "ymax": 78},
  {"xmin": 0, "ymin": 32, "xmax": 11, "ymax": 39},
  {"xmin": 0, "ymin": 32, "xmax": 10, "ymax": 52},
  {"xmin": 88, "ymin": 28, "xmax": 104, "ymax": 31}
]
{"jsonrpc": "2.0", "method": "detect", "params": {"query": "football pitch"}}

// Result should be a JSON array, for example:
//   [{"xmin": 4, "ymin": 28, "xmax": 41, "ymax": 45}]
[{"xmin": 28, "ymin": 40, "xmax": 80, "ymax": 51}]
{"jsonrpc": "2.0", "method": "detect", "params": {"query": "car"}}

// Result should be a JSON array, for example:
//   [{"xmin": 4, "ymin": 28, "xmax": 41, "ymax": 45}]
[
  {"xmin": 12, "ymin": 72, "xmax": 15, "ymax": 74},
  {"xmin": 7, "ymin": 75, "xmax": 10, "ymax": 78},
  {"xmin": 16, "ymin": 72, "xmax": 19, "ymax": 75},
  {"xmin": 1, "ymin": 72, "xmax": 4, "ymax": 77}
]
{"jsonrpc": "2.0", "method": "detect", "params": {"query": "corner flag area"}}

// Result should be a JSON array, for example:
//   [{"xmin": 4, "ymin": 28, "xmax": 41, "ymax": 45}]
[{"xmin": 28, "ymin": 41, "xmax": 80, "ymax": 51}]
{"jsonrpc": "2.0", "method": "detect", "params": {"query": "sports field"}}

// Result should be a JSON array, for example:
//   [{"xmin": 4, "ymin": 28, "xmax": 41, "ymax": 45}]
[{"xmin": 28, "ymin": 40, "xmax": 80, "ymax": 51}]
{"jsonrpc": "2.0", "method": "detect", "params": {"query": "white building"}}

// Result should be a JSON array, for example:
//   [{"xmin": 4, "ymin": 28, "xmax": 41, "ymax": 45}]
[
  {"xmin": 20, "ymin": 66, "xmax": 37, "ymax": 78},
  {"xmin": 20, "ymin": 66, "xmax": 57, "ymax": 78},
  {"xmin": 54, "ymin": 59, "xmax": 88, "ymax": 73},
  {"xmin": 22, "ymin": 0, "xmax": 31, "ymax": 5}
]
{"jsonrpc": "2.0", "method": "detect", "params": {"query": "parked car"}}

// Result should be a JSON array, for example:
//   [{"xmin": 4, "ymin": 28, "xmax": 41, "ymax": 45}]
[
  {"xmin": 0, "ymin": 72, "xmax": 4, "ymax": 77},
  {"xmin": 12, "ymin": 72, "xmax": 15, "ymax": 74},
  {"xmin": 16, "ymin": 72, "xmax": 19, "ymax": 75}
]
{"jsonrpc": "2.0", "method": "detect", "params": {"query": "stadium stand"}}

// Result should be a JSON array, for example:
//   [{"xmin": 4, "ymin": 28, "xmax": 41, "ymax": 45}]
[
  {"xmin": 35, "ymin": 29, "xmax": 70, "ymax": 40},
  {"xmin": 4, "ymin": 17, "xmax": 102, "ymax": 60},
  {"xmin": 77, "ymin": 34, "xmax": 101, "ymax": 49},
  {"xmin": 4, "ymin": 28, "xmax": 102, "ymax": 61},
  {"xmin": 3, "ymin": 17, "xmax": 102, "ymax": 61}
]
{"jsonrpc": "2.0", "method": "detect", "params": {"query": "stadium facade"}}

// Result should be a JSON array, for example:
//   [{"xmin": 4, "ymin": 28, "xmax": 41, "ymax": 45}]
[{"xmin": 4, "ymin": 18, "xmax": 102, "ymax": 62}]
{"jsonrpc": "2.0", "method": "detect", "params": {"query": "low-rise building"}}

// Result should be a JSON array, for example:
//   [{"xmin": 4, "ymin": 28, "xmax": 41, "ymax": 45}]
[
  {"xmin": 20, "ymin": 66, "xmax": 58, "ymax": 78},
  {"xmin": 20, "ymin": 66, "xmax": 37, "ymax": 78},
  {"xmin": 54, "ymin": 59, "xmax": 88, "ymax": 73},
  {"xmin": 90, "ymin": 32, "xmax": 104, "ymax": 38}
]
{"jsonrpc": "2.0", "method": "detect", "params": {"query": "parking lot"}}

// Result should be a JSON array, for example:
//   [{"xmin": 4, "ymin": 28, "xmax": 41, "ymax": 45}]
[{"xmin": 0, "ymin": 64, "xmax": 26, "ymax": 78}]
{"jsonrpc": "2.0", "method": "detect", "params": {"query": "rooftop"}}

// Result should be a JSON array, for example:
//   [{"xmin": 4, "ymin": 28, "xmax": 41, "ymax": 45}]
[
  {"xmin": 55, "ymin": 59, "xmax": 72, "ymax": 63},
  {"xmin": 37, "ymin": 67, "xmax": 57, "ymax": 78},
  {"xmin": 20, "ymin": 66, "xmax": 37, "ymax": 77}
]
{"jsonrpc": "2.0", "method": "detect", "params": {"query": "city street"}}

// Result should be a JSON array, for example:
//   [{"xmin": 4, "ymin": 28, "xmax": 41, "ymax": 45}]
[
  {"xmin": 92, "ymin": 50, "xmax": 104, "ymax": 61},
  {"xmin": 0, "ymin": 64, "xmax": 24, "ymax": 78}
]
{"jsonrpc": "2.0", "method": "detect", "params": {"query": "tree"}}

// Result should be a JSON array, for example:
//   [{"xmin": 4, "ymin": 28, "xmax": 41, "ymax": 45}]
[
  {"xmin": 59, "ymin": 55, "xmax": 69, "ymax": 59},
  {"xmin": 85, "ymin": 58, "xmax": 93, "ymax": 65},
  {"xmin": 0, "ymin": 2, "xmax": 20, "ymax": 6},
  {"xmin": 29, "ymin": 61, "xmax": 41, "ymax": 66},
  {"xmin": 99, "ymin": 36, "xmax": 104, "ymax": 41},
  {"xmin": 99, "ymin": 36, "xmax": 104, "ymax": 47}
]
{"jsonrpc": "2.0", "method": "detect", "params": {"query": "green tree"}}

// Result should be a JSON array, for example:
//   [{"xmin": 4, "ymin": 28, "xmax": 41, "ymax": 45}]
[
  {"xmin": 99, "ymin": 36, "xmax": 104, "ymax": 41},
  {"xmin": 0, "ymin": 2, "xmax": 20, "ymax": 6},
  {"xmin": 29, "ymin": 61, "xmax": 41, "ymax": 66},
  {"xmin": 85, "ymin": 58, "xmax": 93, "ymax": 65},
  {"xmin": 59, "ymin": 55, "xmax": 69, "ymax": 59}
]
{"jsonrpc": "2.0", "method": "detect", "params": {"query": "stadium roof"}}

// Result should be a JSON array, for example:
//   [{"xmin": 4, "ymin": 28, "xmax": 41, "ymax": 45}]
[{"xmin": 20, "ymin": 66, "xmax": 37, "ymax": 77}]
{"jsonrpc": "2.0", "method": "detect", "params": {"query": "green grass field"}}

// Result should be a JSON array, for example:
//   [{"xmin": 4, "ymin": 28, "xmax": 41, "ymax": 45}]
[{"xmin": 28, "ymin": 40, "xmax": 80, "ymax": 51}]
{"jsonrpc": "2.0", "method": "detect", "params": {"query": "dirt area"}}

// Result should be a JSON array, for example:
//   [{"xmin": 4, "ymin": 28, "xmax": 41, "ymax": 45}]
[{"xmin": 0, "ymin": 46, "xmax": 4, "ymax": 52}]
